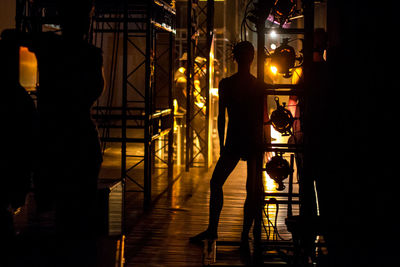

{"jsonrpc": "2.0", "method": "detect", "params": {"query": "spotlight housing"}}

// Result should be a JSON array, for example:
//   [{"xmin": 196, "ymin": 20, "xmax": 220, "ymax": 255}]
[
  {"xmin": 265, "ymin": 154, "xmax": 292, "ymax": 191},
  {"xmin": 272, "ymin": 0, "xmax": 296, "ymax": 26},
  {"xmin": 268, "ymin": 96, "xmax": 294, "ymax": 136},
  {"xmin": 269, "ymin": 38, "xmax": 303, "ymax": 78}
]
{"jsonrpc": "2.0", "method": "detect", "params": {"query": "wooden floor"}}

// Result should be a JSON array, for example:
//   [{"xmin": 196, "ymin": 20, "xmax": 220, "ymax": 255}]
[
  {"xmin": 125, "ymin": 164, "xmax": 236, "ymax": 267},
  {"xmin": 121, "ymin": 154, "xmax": 299, "ymax": 266},
  {"xmin": 10, "ymin": 137, "xmax": 299, "ymax": 266}
]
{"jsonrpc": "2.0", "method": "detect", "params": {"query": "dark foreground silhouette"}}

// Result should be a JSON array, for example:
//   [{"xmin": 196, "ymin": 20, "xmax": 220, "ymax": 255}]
[{"xmin": 190, "ymin": 41, "xmax": 264, "ymax": 246}]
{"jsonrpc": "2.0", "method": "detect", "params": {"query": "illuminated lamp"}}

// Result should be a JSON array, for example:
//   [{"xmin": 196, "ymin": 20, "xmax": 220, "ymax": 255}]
[
  {"xmin": 272, "ymin": 0, "xmax": 296, "ymax": 26},
  {"xmin": 178, "ymin": 67, "xmax": 186, "ymax": 73},
  {"xmin": 270, "ymin": 39, "xmax": 295, "ymax": 78},
  {"xmin": 173, "ymin": 99, "xmax": 178, "ymax": 112},
  {"xmin": 269, "ymin": 38, "xmax": 302, "ymax": 78},
  {"xmin": 268, "ymin": 96, "xmax": 294, "ymax": 136},
  {"xmin": 265, "ymin": 154, "xmax": 292, "ymax": 191},
  {"xmin": 19, "ymin": 46, "xmax": 38, "ymax": 92},
  {"xmin": 270, "ymin": 65, "xmax": 278, "ymax": 75}
]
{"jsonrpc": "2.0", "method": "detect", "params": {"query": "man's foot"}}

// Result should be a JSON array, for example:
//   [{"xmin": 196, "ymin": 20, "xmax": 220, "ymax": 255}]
[
  {"xmin": 240, "ymin": 232, "xmax": 251, "ymax": 243},
  {"xmin": 239, "ymin": 239, "xmax": 251, "ymax": 264},
  {"xmin": 189, "ymin": 230, "xmax": 218, "ymax": 244},
  {"xmin": 240, "ymin": 233, "xmax": 250, "ymax": 250}
]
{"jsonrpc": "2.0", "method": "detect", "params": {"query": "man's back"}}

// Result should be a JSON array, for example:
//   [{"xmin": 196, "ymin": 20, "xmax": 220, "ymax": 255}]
[{"xmin": 219, "ymin": 72, "xmax": 264, "ymax": 159}]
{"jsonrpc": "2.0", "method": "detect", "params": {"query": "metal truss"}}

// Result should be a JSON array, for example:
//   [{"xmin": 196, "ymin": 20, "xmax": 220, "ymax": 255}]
[
  {"xmin": 213, "ymin": 31, "xmax": 230, "ymax": 80},
  {"xmin": 92, "ymin": 0, "xmax": 175, "ymax": 210},
  {"xmin": 185, "ymin": 0, "xmax": 214, "ymax": 170},
  {"xmin": 17, "ymin": 0, "xmax": 176, "ymax": 213},
  {"xmin": 254, "ymin": 0, "xmax": 317, "ymax": 265}
]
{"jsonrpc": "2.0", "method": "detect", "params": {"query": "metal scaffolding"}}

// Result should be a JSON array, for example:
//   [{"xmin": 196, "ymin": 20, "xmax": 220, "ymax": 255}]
[
  {"xmin": 16, "ymin": 0, "xmax": 176, "ymax": 215},
  {"xmin": 202, "ymin": 0, "xmax": 321, "ymax": 265},
  {"xmin": 92, "ymin": 0, "xmax": 175, "ymax": 212},
  {"xmin": 185, "ymin": 0, "xmax": 214, "ymax": 170},
  {"xmin": 254, "ymin": 0, "xmax": 318, "ymax": 265}
]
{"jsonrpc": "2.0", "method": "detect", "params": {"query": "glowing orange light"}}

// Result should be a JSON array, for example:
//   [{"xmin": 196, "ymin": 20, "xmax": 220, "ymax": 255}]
[
  {"xmin": 173, "ymin": 99, "xmax": 178, "ymax": 114},
  {"xmin": 270, "ymin": 65, "xmax": 278, "ymax": 75},
  {"xmin": 176, "ymin": 77, "xmax": 186, "ymax": 83},
  {"xmin": 291, "ymin": 67, "xmax": 302, "ymax": 84},
  {"xmin": 263, "ymin": 171, "xmax": 278, "ymax": 192},
  {"xmin": 19, "ymin": 46, "xmax": 38, "ymax": 92}
]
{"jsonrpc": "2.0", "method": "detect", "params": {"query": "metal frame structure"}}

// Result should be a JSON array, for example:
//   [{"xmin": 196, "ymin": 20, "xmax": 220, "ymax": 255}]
[
  {"xmin": 254, "ymin": 0, "xmax": 319, "ymax": 265},
  {"xmin": 185, "ymin": 0, "xmax": 214, "ymax": 170},
  {"xmin": 204, "ymin": 0, "xmax": 321, "ymax": 265},
  {"xmin": 17, "ymin": 0, "xmax": 176, "ymax": 215},
  {"xmin": 92, "ymin": 0, "xmax": 175, "ymax": 212}
]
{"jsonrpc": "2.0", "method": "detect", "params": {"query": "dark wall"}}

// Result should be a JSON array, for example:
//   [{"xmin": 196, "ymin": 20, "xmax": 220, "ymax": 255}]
[
  {"xmin": 0, "ymin": 0, "xmax": 15, "ymax": 34},
  {"xmin": 311, "ymin": 1, "xmax": 400, "ymax": 266}
]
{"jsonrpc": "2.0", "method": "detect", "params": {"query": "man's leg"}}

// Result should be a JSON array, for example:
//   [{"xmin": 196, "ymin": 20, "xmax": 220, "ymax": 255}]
[
  {"xmin": 242, "ymin": 153, "xmax": 264, "ymax": 241},
  {"xmin": 190, "ymin": 152, "xmax": 239, "ymax": 242},
  {"xmin": 208, "ymin": 153, "xmax": 240, "ymax": 235}
]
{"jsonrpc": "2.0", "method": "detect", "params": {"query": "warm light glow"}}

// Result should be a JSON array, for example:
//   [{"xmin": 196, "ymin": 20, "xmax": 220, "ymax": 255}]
[
  {"xmin": 209, "ymin": 46, "xmax": 214, "ymax": 90},
  {"xmin": 195, "ymin": 101, "xmax": 205, "ymax": 109},
  {"xmin": 270, "ymin": 43, "xmax": 277, "ymax": 50},
  {"xmin": 210, "ymin": 88, "xmax": 219, "ymax": 97},
  {"xmin": 177, "ymin": 77, "xmax": 186, "ymax": 83},
  {"xmin": 270, "ymin": 126, "xmax": 287, "ymax": 145},
  {"xmin": 19, "ymin": 46, "xmax": 38, "ymax": 92},
  {"xmin": 270, "ymin": 30, "xmax": 277, "ymax": 38},
  {"xmin": 269, "ymin": 101, "xmax": 290, "ymax": 144},
  {"xmin": 194, "ymin": 79, "xmax": 201, "ymax": 91},
  {"xmin": 270, "ymin": 65, "xmax": 278, "ymax": 75},
  {"xmin": 178, "ymin": 67, "xmax": 186, "ymax": 74},
  {"xmin": 291, "ymin": 67, "xmax": 302, "ymax": 84},
  {"xmin": 263, "ymin": 171, "xmax": 277, "ymax": 192},
  {"xmin": 173, "ymin": 99, "xmax": 178, "ymax": 114}
]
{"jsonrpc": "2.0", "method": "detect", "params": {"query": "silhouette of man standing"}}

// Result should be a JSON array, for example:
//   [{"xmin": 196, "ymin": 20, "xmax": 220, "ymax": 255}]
[
  {"xmin": 190, "ymin": 41, "xmax": 264, "ymax": 245},
  {"xmin": 0, "ymin": 33, "xmax": 37, "ymax": 267},
  {"xmin": 32, "ymin": 0, "xmax": 103, "ymax": 266}
]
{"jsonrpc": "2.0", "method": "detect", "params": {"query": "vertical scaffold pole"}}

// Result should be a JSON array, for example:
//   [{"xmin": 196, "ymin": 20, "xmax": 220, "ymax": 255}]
[
  {"xmin": 185, "ymin": 0, "xmax": 192, "ymax": 172},
  {"xmin": 144, "ymin": 3, "xmax": 153, "ymax": 208},
  {"xmin": 168, "ymin": 31, "xmax": 175, "ymax": 179},
  {"xmin": 254, "ymin": 2, "xmax": 270, "ymax": 261},
  {"xmin": 121, "ymin": 0, "xmax": 128, "ymax": 234}
]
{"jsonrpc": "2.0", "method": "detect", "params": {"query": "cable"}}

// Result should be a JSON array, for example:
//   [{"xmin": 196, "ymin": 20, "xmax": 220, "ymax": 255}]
[
  {"xmin": 240, "ymin": 0, "xmax": 255, "ymax": 41},
  {"xmin": 263, "ymin": 200, "xmax": 292, "ymax": 242}
]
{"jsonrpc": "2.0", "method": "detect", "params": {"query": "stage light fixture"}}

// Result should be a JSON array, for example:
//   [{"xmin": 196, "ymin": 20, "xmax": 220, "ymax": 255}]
[
  {"xmin": 267, "ymin": 96, "xmax": 294, "ymax": 136},
  {"xmin": 246, "ymin": 0, "xmax": 275, "ymax": 26},
  {"xmin": 269, "ymin": 38, "xmax": 303, "ymax": 78},
  {"xmin": 270, "ymin": 65, "xmax": 278, "ymax": 75},
  {"xmin": 265, "ymin": 153, "xmax": 292, "ymax": 191},
  {"xmin": 245, "ymin": 0, "xmax": 298, "ymax": 32},
  {"xmin": 272, "ymin": 0, "xmax": 296, "ymax": 26}
]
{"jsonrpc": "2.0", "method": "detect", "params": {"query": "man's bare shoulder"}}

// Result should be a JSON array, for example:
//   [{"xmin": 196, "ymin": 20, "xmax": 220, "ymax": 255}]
[
  {"xmin": 218, "ymin": 76, "xmax": 233, "ymax": 91},
  {"xmin": 219, "ymin": 76, "xmax": 232, "ymax": 85}
]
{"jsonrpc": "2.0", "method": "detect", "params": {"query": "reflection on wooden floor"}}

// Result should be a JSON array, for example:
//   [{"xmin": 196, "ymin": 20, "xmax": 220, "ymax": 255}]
[
  {"xmin": 10, "ymin": 140, "xmax": 298, "ymax": 266},
  {"xmin": 121, "ymin": 154, "xmax": 299, "ymax": 266}
]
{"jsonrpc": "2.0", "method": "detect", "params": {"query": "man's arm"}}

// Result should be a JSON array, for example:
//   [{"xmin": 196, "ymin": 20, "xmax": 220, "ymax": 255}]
[{"xmin": 217, "ymin": 79, "xmax": 226, "ymax": 154}]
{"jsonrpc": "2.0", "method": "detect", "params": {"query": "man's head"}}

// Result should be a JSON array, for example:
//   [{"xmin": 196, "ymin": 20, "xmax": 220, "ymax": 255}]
[
  {"xmin": 58, "ymin": 0, "xmax": 94, "ymax": 39},
  {"xmin": 232, "ymin": 41, "xmax": 254, "ymax": 65}
]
